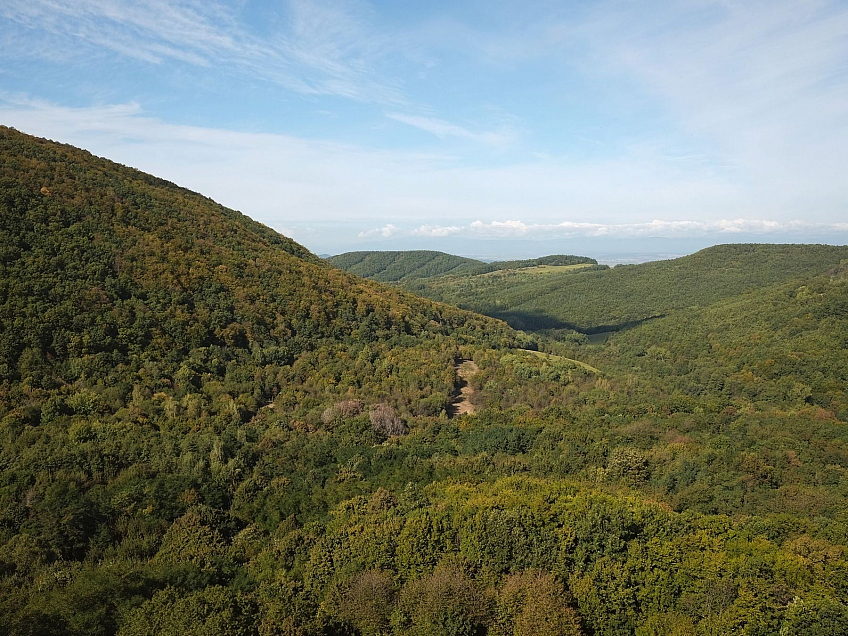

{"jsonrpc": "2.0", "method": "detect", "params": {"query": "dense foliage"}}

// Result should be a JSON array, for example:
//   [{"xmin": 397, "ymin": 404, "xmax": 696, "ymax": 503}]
[
  {"xmin": 588, "ymin": 263, "xmax": 848, "ymax": 418},
  {"xmin": 373, "ymin": 244, "xmax": 848, "ymax": 334},
  {"xmin": 2, "ymin": 128, "xmax": 848, "ymax": 635},
  {"xmin": 329, "ymin": 250, "xmax": 597, "ymax": 283},
  {"xmin": 327, "ymin": 251, "xmax": 485, "ymax": 282}
]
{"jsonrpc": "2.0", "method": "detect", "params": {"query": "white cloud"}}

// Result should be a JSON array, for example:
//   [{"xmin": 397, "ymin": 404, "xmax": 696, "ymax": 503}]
[
  {"xmin": 451, "ymin": 218, "xmax": 848, "ymax": 239},
  {"xmin": 2, "ymin": 98, "xmax": 847, "ymax": 254},
  {"xmin": 469, "ymin": 219, "xmax": 530, "ymax": 236},
  {"xmin": 358, "ymin": 224, "xmax": 399, "ymax": 238},
  {"xmin": 412, "ymin": 224, "xmax": 463, "ymax": 237},
  {"xmin": 0, "ymin": 0, "xmax": 404, "ymax": 103},
  {"xmin": 386, "ymin": 112, "xmax": 517, "ymax": 146}
]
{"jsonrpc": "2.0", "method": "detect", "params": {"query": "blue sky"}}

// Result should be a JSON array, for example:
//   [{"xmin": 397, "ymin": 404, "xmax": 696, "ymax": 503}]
[{"xmin": 1, "ymin": 0, "xmax": 847, "ymax": 257}]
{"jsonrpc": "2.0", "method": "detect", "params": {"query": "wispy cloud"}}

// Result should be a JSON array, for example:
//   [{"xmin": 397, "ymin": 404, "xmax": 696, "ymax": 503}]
[
  {"xmin": 386, "ymin": 112, "xmax": 517, "ymax": 146},
  {"xmin": 576, "ymin": 0, "xmax": 848, "ymax": 196},
  {"xmin": 0, "ymin": 0, "xmax": 403, "ymax": 103},
  {"xmin": 398, "ymin": 1, "xmax": 848, "ymax": 217}
]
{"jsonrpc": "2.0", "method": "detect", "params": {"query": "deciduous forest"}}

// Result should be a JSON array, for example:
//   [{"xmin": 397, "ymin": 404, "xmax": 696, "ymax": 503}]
[{"xmin": 2, "ymin": 127, "xmax": 847, "ymax": 635}]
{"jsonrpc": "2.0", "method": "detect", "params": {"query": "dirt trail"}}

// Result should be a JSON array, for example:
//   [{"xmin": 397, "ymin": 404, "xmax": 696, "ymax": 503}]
[{"xmin": 449, "ymin": 359, "xmax": 479, "ymax": 417}]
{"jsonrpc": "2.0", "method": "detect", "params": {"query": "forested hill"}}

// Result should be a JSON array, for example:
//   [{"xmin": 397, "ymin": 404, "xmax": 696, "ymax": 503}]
[
  {"xmin": 328, "ymin": 250, "xmax": 484, "ymax": 281},
  {"xmin": 329, "ymin": 249, "xmax": 597, "ymax": 282},
  {"xmin": 0, "ymin": 126, "xmax": 515, "ymax": 395},
  {"xmin": 506, "ymin": 243, "xmax": 848, "ymax": 331},
  {"xmin": 588, "ymin": 260, "xmax": 848, "ymax": 419},
  {"xmin": 399, "ymin": 243, "xmax": 848, "ymax": 333}
]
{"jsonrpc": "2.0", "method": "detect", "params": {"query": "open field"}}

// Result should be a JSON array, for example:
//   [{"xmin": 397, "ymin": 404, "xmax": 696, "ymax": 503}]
[
  {"xmin": 523, "ymin": 348, "xmax": 601, "ymax": 373},
  {"xmin": 478, "ymin": 262, "xmax": 595, "ymax": 277}
]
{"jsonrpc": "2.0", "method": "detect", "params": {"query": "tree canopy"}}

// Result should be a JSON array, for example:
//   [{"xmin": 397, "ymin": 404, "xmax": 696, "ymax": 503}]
[{"xmin": 2, "ymin": 127, "xmax": 847, "ymax": 635}]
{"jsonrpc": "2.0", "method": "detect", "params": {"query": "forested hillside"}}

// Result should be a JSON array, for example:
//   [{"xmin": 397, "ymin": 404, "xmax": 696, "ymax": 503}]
[
  {"xmin": 591, "ymin": 262, "xmax": 848, "ymax": 415},
  {"xmin": 328, "ymin": 251, "xmax": 485, "ymax": 281},
  {"xmin": 371, "ymin": 244, "xmax": 848, "ymax": 334},
  {"xmin": 329, "ymin": 250, "xmax": 598, "ymax": 283},
  {"xmin": 2, "ymin": 128, "xmax": 848, "ymax": 636}
]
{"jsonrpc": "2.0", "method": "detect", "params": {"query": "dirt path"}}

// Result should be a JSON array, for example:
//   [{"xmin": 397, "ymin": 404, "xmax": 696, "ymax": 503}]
[{"xmin": 448, "ymin": 359, "xmax": 479, "ymax": 417}]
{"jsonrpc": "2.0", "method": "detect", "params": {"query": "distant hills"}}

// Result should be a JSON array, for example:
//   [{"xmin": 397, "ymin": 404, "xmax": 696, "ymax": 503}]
[
  {"xmin": 329, "ymin": 249, "xmax": 598, "ymax": 282},
  {"xmin": 333, "ymin": 244, "xmax": 848, "ymax": 333},
  {"xmin": 329, "ymin": 250, "xmax": 485, "ymax": 281}
]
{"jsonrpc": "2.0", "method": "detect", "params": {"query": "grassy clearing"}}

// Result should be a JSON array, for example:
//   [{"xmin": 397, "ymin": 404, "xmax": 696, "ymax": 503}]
[
  {"xmin": 479, "ymin": 263, "xmax": 594, "ymax": 278},
  {"xmin": 523, "ymin": 349, "xmax": 601, "ymax": 374}
]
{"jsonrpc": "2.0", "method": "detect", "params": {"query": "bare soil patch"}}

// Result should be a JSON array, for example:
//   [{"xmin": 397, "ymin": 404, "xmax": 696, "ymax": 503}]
[{"xmin": 449, "ymin": 359, "xmax": 479, "ymax": 417}]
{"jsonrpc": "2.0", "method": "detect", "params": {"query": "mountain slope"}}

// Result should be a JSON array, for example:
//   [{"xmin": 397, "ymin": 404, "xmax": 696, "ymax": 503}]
[
  {"xmin": 329, "ymin": 250, "xmax": 598, "ymax": 282},
  {"xmin": 395, "ymin": 243, "xmax": 848, "ymax": 333},
  {"xmin": 0, "ymin": 126, "xmax": 515, "ymax": 410},
  {"xmin": 328, "ymin": 250, "xmax": 485, "ymax": 281},
  {"xmin": 593, "ymin": 261, "xmax": 848, "ymax": 416}
]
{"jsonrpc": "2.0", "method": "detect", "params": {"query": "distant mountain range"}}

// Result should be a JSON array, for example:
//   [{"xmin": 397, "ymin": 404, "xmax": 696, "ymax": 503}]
[
  {"xmin": 328, "ymin": 250, "xmax": 598, "ymax": 282},
  {"xmin": 332, "ymin": 244, "xmax": 848, "ymax": 332}
]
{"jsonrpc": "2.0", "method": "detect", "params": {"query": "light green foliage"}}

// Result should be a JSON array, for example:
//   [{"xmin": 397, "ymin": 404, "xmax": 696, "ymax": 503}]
[
  {"xmin": 118, "ymin": 586, "xmax": 255, "ymax": 636},
  {"xmin": 494, "ymin": 570, "xmax": 582, "ymax": 636},
  {"xmin": 154, "ymin": 509, "xmax": 229, "ymax": 572}
]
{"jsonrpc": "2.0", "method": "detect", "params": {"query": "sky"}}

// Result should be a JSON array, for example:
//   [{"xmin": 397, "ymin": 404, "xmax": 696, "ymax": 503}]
[{"xmin": 1, "ymin": 0, "xmax": 847, "ymax": 259}]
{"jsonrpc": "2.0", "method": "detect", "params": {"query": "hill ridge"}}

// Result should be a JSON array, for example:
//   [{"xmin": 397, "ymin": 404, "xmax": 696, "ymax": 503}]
[
  {"xmin": 329, "ymin": 249, "xmax": 598, "ymax": 282},
  {"xmin": 341, "ymin": 242, "xmax": 848, "ymax": 333}
]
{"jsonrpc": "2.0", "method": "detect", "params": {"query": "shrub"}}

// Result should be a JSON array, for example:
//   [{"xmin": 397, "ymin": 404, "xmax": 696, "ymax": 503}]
[{"xmin": 369, "ymin": 404, "xmax": 408, "ymax": 437}]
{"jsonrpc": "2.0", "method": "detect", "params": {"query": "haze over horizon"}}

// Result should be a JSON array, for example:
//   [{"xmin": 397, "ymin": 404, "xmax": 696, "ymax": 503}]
[{"xmin": 2, "ymin": 0, "xmax": 847, "ymax": 258}]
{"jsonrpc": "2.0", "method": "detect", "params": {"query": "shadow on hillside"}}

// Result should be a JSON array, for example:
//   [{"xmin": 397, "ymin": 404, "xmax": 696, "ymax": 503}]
[{"xmin": 488, "ymin": 310, "xmax": 664, "ymax": 336}]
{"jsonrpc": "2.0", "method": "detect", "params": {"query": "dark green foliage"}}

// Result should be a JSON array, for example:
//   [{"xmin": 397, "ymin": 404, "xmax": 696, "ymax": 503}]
[
  {"xmin": 464, "ymin": 425, "xmax": 539, "ymax": 455},
  {"xmin": 329, "ymin": 250, "xmax": 597, "ymax": 283},
  {"xmin": 328, "ymin": 250, "xmax": 486, "ymax": 281},
  {"xmin": 358, "ymin": 243, "xmax": 848, "ymax": 334}
]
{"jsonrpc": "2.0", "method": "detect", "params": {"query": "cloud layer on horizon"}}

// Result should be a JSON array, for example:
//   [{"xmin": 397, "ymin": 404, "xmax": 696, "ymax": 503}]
[{"xmin": 396, "ymin": 218, "xmax": 848, "ymax": 240}]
